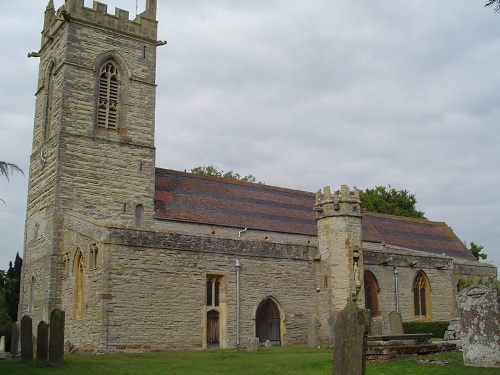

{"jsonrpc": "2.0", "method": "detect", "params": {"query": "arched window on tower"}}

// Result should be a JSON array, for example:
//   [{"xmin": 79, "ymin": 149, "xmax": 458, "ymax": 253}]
[
  {"xmin": 43, "ymin": 62, "xmax": 55, "ymax": 140},
  {"xmin": 364, "ymin": 270, "xmax": 380, "ymax": 316},
  {"xmin": 97, "ymin": 62, "xmax": 119, "ymax": 129},
  {"xmin": 73, "ymin": 249, "xmax": 84, "ymax": 319},
  {"xmin": 413, "ymin": 270, "xmax": 431, "ymax": 320},
  {"xmin": 28, "ymin": 276, "xmax": 35, "ymax": 313},
  {"xmin": 135, "ymin": 204, "xmax": 144, "ymax": 227}
]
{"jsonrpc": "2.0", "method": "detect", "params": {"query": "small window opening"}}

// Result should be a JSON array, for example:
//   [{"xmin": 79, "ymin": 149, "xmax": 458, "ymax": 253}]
[
  {"xmin": 206, "ymin": 276, "xmax": 221, "ymax": 307},
  {"xmin": 97, "ymin": 62, "xmax": 119, "ymax": 129}
]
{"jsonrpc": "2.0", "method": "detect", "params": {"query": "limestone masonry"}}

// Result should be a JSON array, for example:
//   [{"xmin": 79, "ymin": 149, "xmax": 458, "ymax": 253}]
[{"xmin": 19, "ymin": 0, "xmax": 497, "ymax": 353}]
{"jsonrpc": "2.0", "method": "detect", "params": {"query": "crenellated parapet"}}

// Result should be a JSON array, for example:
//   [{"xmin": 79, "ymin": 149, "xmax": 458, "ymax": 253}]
[
  {"xmin": 41, "ymin": 0, "xmax": 158, "ymax": 49},
  {"xmin": 314, "ymin": 185, "xmax": 361, "ymax": 219}
]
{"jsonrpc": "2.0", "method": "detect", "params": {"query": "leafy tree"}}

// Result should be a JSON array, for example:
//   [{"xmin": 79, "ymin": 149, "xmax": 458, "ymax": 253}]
[
  {"xmin": 469, "ymin": 242, "xmax": 487, "ymax": 261},
  {"xmin": 0, "ymin": 161, "xmax": 24, "ymax": 204},
  {"xmin": 358, "ymin": 185, "xmax": 426, "ymax": 219},
  {"xmin": 190, "ymin": 165, "xmax": 261, "ymax": 183},
  {"xmin": 485, "ymin": 0, "xmax": 500, "ymax": 13}
]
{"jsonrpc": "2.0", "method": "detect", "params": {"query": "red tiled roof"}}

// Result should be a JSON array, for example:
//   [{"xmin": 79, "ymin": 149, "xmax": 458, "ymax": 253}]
[{"xmin": 155, "ymin": 168, "xmax": 476, "ymax": 260}]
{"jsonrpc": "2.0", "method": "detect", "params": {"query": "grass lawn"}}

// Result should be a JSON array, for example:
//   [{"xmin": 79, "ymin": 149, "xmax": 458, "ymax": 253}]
[{"xmin": 0, "ymin": 346, "xmax": 498, "ymax": 375}]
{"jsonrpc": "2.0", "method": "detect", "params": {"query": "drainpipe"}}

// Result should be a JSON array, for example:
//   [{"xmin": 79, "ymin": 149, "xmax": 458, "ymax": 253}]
[
  {"xmin": 238, "ymin": 228, "xmax": 248, "ymax": 238},
  {"xmin": 394, "ymin": 267, "xmax": 400, "ymax": 313},
  {"xmin": 235, "ymin": 259, "xmax": 241, "ymax": 346}
]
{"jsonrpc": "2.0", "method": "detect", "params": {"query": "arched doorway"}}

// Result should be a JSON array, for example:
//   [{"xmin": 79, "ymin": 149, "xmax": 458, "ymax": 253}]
[
  {"xmin": 255, "ymin": 298, "xmax": 281, "ymax": 345},
  {"xmin": 207, "ymin": 310, "xmax": 220, "ymax": 347},
  {"xmin": 364, "ymin": 270, "xmax": 380, "ymax": 316}
]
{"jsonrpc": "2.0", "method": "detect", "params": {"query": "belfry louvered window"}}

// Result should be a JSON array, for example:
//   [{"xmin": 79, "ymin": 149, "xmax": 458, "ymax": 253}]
[{"xmin": 97, "ymin": 63, "xmax": 119, "ymax": 129}]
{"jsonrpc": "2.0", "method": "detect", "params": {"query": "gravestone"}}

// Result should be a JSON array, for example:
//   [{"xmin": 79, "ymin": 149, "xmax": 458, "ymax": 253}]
[
  {"xmin": 20, "ymin": 315, "xmax": 33, "ymax": 362},
  {"xmin": 49, "ymin": 309, "xmax": 65, "ymax": 366},
  {"xmin": 332, "ymin": 296, "xmax": 370, "ymax": 375},
  {"xmin": 444, "ymin": 318, "xmax": 460, "ymax": 340},
  {"xmin": 0, "ymin": 336, "xmax": 5, "ymax": 359},
  {"xmin": 370, "ymin": 316, "xmax": 383, "ymax": 336},
  {"xmin": 246, "ymin": 337, "xmax": 259, "ymax": 352},
  {"xmin": 388, "ymin": 311, "xmax": 404, "ymax": 335},
  {"xmin": 457, "ymin": 286, "xmax": 499, "ymax": 368},
  {"xmin": 327, "ymin": 312, "xmax": 338, "ymax": 348},
  {"xmin": 264, "ymin": 340, "xmax": 272, "ymax": 347},
  {"xmin": 308, "ymin": 315, "xmax": 321, "ymax": 348},
  {"xmin": 10, "ymin": 322, "xmax": 19, "ymax": 358},
  {"xmin": 37, "ymin": 321, "xmax": 49, "ymax": 363}
]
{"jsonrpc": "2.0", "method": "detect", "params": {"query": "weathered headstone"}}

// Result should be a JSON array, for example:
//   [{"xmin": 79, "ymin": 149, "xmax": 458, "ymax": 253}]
[
  {"xmin": 370, "ymin": 316, "xmax": 384, "ymax": 336},
  {"xmin": 327, "ymin": 313, "xmax": 337, "ymax": 348},
  {"xmin": 307, "ymin": 314, "xmax": 321, "ymax": 348},
  {"xmin": 37, "ymin": 321, "xmax": 49, "ymax": 363},
  {"xmin": 49, "ymin": 309, "xmax": 65, "ymax": 366},
  {"xmin": 20, "ymin": 315, "xmax": 33, "ymax": 362},
  {"xmin": 0, "ymin": 336, "xmax": 6, "ymax": 359},
  {"xmin": 246, "ymin": 337, "xmax": 259, "ymax": 352},
  {"xmin": 388, "ymin": 311, "xmax": 404, "ymax": 335},
  {"xmin": 444, "ymin": 318, "xmax": 460, "ymax": 340},
  {"xmin": 333, "ymin": 296, "xmax": 370, "ymax": 375},
  {"xmin": 457, "ymin": 286, "xmax": 499, "ymax": 368},
  {"xmin": 10, "ymin": 322, "xmax": 19, "ymax": 358}
]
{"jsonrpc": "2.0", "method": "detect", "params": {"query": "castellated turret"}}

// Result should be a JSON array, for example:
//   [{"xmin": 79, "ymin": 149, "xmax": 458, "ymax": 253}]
[{"xmin": 314, "ymin": 185, "xmax": 364, "ymax": 340}]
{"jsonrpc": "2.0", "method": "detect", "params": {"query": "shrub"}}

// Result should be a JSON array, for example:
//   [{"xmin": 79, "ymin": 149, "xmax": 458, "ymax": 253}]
[{"xmin": 403, "ymin": 321, "xmax": 449, "ymax": 339}]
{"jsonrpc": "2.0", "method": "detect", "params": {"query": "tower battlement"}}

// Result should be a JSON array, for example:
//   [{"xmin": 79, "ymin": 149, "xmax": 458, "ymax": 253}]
[
  {"xmin": 42, "ymin": 0, "xmax": 158, "ymax": 47},
  {"xmin": 314, "ymin": 185, "xmax": 361, "ymax": 218}
]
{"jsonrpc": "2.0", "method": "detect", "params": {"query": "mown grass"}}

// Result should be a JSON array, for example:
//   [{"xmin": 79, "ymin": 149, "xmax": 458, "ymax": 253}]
[{"xmin": 0, "ymin": 346, "xmax": 498, "ymax": 375}]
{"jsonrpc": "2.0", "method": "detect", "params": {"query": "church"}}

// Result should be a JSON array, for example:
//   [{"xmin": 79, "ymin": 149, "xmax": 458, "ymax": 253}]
[{"xmin": 19, "ymin": 0, "xmax": 496, "ymax": 353}]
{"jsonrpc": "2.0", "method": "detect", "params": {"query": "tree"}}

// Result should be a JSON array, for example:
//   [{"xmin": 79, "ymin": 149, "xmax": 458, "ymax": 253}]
[
  {"xmin": 4, "ymin": 253, "xmax": 22, "ymax": 321},
  {"xmin": 485, "ymin": 0, "xmax": 500, "ymax": 13},
  {"xmin": 190, "ymin": 165, "xmax": 261, "ymax": 183},
  {"xmin": 469, "ymin": 242, "xmax": 487, "ymax": 261},
  {"xmin": 358, "ymin": 185, "xmax": 427, "ymax": 219},
  {"xmin": 0, "ymin": 161, "xmax": 24, "ymax": 204}
]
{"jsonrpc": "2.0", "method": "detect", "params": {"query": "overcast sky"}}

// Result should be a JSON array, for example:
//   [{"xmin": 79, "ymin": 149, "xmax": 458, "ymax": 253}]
[{"xmin": 0, "ymin": 1, "xmax": 498, "ymax": 272}]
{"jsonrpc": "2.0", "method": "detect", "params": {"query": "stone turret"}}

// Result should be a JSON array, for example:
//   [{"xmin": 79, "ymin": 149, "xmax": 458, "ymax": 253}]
[{"xmin": 314, "ymin": 185, "xmax": 364, "ymax": 341}]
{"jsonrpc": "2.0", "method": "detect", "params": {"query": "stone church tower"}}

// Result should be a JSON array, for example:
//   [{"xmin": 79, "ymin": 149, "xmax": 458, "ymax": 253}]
[{"xmin": 20, "ymin": 0, "xmax": 159, "ymax": 323}]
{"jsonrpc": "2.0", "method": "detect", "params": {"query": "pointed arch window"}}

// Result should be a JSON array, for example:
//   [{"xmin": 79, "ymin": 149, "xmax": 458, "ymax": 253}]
[
  {"xmin": 73, "ymin": 250, "xmax": 84, "ymax": 319},
  {"xmin": 413, "ymin": 271, "xmax": 431, "ymax": 320},
  {"xmin": 364, "ymin": 271, "xmax": 380, "ymax": 316},
  {"xmin": 28, "ymin": 276, "xmax": 36, "ymax": 313},
  {"xmin": 44, "ymin": 62, "xmax": 55, "ymax": 140},
  {"xmin": 97, "ymin": 62, "xmax": 119, "ymax": 129}
]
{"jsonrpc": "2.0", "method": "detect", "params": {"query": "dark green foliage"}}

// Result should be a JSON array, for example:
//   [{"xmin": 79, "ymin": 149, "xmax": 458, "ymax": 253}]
[
  {"xmin": 359, "ymin": 185, "xmax": 426, "ymax": 219},
  {"xmin": 468, "ymin": 242, "xmax": 487, "ymax": 260},
  {"xmin": 403, "ymin": 321, "xmax": 449, "ymax": 339},
  {"xmin": 190, "ymin": 165, "xmax": 261, "ymax": 183},
  {"xmin": 0, "ymin": 253, "xmax": 22, "ymax": 351}
]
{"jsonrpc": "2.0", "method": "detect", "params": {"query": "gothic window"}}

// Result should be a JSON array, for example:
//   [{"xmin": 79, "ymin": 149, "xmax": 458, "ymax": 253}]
[
  {"xmin": 206, "ymin": 276, "xmax": 221, "ymax": 307},
  {"xmin": 413, "ymin": 271, "xmax": 431, "ymax": 319},
  {"xmin": 364, "ymin": 271, "xmax": 380, "ymax": 316},
  {"xmin": 135, "ymin": 204, "xmax": 144, "ymax": 227},
  {"xmin": 28, "ymin": 276, "xmax": 35, "ymax": 313},
  {"xmin": 73, "ymin": 250, "xmax": 84, "ymax": 319},
  {"xmin": 97, "ymin": 62, "xmax": 119, "ymax": 129},
  {"xmin": 43, "ymin": 62, "xmax": 55, "ymax": 140}
]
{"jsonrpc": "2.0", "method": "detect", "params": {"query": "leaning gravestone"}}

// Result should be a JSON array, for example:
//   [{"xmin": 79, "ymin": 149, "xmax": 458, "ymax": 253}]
[
  {"xmin": 388, "ymin": 311, "xmax": 404, "ymax": 335},
  {"xmin": 10, "ymin": 322, "xmax": 19, "ymax": 358},
  {"xmin": 247, "ymin": 337, "xmax": 259, "ymax": 352},
  {"xmin": 457, "ymin": 286, "xmax": 499, "ymax": 368},
  {"xmin": 307, "ymin": 314, "xmax": 321, "ymax": 348},
  {"xmin": 49, "ymin": 309, "xmax": 65, "ymax": 366},
  {"xmin": 37, "ymin": 321, "xmax": 49, "ymax": 363},
  {"xmin": 0, "ymin": 336, "xmax": 6, "ymax": 359},
  {"xmin": 333, "ymin": 296, "xmax": 370, "ymax": 375},
  {"xmin": 20, "ymin": 315, "xmax": 33, "ymax": 362}
]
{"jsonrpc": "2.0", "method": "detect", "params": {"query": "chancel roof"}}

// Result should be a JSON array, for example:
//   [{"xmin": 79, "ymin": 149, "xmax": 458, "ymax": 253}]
[{"xmin": 155, "ymin": 168, "xmax": 476, "ymax": 261}]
